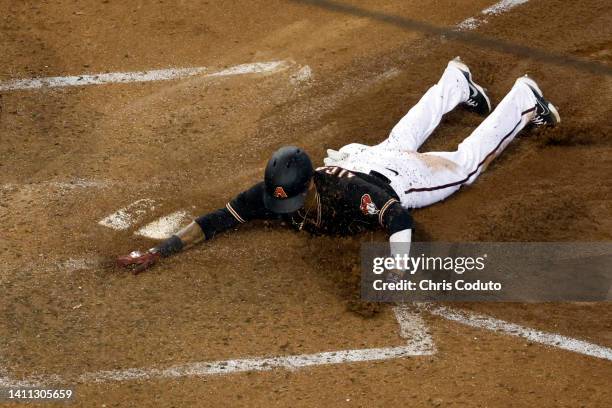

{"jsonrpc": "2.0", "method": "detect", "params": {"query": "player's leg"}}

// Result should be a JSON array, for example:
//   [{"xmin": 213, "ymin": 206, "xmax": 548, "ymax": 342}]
[
  {"xmin": 376, "ymin": 57, "xmax": 491, "ymax": 153},
  {"xmin": 324, "ymin": 58, "xmax": 490, "ymax": 168},
  {"xmin": 425, "ymin": 76, "xmax": 559, "ymax": 186},
  {"xmin": 392, "ymin": 76, "xmax": 559, "ymax": 208}
]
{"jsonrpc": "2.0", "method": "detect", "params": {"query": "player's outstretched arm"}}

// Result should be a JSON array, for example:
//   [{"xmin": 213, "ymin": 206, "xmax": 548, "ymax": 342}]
[
  {"xmin": 116, "ymin": 181, "xmax": 275, "ymax": 274},
  {"xmin": 116, "ymin": 221, "xmax": 205, "ymax": 274}
]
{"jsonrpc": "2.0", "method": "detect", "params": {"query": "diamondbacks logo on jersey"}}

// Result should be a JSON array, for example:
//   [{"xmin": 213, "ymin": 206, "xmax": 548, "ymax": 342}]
[
  {"xmin": 274, "ymin": 186, "xmax": 288, "ymax": 198},
  {"xmin": 360, "ymin": 194, "xmax": 379, "ymax": 215}
]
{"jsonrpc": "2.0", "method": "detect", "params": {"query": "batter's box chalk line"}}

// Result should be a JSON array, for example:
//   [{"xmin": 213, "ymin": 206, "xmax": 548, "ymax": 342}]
[
  {"xmin": 3, "ymin": 305, "xmax": 611, "ymax": 385},
  {"xmin": 0, "ymin": 60, "xmax": 293, "ymax": 91},
  {"xmin": 421, "ymin": 304, "xmax": 612, "ymax": 361},
  {"xmin": 0, "ymin": 306, "xmax": 434, "ymax": 385}
]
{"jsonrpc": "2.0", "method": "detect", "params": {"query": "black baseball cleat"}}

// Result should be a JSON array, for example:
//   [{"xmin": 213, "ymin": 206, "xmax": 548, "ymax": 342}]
[
  {"xmin": 516, "ymin": 75, "xmax": 561, "ymax": 127},
  {"xmin": 449, "ymin": 56, "xmax": 492, "ymax": 116}
]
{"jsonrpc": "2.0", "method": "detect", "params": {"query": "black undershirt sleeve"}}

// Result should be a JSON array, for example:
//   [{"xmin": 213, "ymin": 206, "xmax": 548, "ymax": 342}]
[
  {"xmin": 195, "ymin": 208, "xmax": 240, "ymax": 240},
  {"xmin": 195, "ymin": 182, "xmax": 276, "ymax": 240}
]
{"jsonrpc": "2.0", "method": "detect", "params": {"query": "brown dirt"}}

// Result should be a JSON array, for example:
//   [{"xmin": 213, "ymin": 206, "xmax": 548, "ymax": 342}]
[{"xmin": 0, "ymin": 0, "xmax": 611, "ymax": 406}]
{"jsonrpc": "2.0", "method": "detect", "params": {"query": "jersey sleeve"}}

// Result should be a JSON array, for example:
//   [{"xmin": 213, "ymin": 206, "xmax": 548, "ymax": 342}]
[
  {"xmin": 381, "ymin": 200, "xmax": 413, "ymax": 235},
  {"xmin": 366, "ymin": 186, "xmax": 413, "ymax": 261},
  {"xmin": 348, "ymin": 176, "xmax": 413, "ymax": 235},
  {"xmin": 195, "ymin": 182, "xmax": 276, "ymax": 240}
]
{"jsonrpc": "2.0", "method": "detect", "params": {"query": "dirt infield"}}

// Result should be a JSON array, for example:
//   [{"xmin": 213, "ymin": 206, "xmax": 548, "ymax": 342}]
[{"xmin": 1, "ymin": 0, "xmax": 611, "ymax": 406}]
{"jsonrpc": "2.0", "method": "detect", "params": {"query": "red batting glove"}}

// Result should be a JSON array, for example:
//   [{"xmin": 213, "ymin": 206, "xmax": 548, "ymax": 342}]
[{"xmin": 116, "ymin": 250, "xmax": 161, "ymax": 274}]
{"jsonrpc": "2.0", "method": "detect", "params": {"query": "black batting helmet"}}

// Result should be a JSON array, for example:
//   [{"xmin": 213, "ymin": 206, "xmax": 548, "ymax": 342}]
[{"xmin": 263, "ymin": 146, "xmax": 314, "ymax": 214}]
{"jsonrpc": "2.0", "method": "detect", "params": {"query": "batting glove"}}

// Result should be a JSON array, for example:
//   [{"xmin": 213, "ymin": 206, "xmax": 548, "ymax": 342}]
[{"xmin": 116, "ymin": 250, "xmax": 161, "ymax": 274}]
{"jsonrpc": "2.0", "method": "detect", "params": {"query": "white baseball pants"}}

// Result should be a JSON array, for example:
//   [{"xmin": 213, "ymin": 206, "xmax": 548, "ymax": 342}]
[{"xmin": 326, "ymin": 60, "xmax": 538, "ymax": 208}]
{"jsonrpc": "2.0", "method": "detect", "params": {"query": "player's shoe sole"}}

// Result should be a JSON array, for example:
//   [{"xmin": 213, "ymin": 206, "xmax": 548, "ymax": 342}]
[
  {"xmin": 515, "ymin": 75, "xmax": 561, "ymax": 127},
  {"xmin": 449, "ymin": 56, "xmax": 492, "ymax": 116}
]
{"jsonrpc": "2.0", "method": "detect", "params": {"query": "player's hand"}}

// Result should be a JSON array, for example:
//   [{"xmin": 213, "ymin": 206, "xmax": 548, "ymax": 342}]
[
  {"xmin": 323, "ymin": 149, "xmax": 349, "ymax": 166},
  {"xmin": 116, "ymin": 250, "xmax": 161, "ymax": 274}
]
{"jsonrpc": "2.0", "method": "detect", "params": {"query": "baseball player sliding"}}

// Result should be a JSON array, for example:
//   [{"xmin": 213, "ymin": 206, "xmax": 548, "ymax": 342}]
[{"xmin": 117, "ymin": 57, "xmax": 560, "ymax": 272}]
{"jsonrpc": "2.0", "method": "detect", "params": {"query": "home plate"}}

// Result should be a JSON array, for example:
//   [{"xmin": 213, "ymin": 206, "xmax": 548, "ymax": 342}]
[
  {"xmin": 98, "ymin": 199, "xmax": 156, "ymax": 230},
  {"xmin": 135, "ymin": 210, "xmax": 191, "ymax": 239}
]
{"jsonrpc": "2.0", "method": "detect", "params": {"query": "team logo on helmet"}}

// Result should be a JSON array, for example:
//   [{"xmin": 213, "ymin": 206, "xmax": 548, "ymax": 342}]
[
  {"xmin": 360, "ymin": 194, "xmax": 379, "ymax": 215},
  {"xmin": 274, "ymin": 186, "xmax": 288, "ymax": 199}
]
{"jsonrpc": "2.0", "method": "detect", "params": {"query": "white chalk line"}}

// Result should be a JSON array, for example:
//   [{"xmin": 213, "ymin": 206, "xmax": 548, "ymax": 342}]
[
  {"xmin": 0, "ymin": 67, "xmax": 206, "ymax": 91},
  {"xmin": 0, "ymin": 305, "xmax": 434, "ymax": 385},
  {"xmin": 290, "ymin": 65, "xmax": 313, "ymax": 86},
  {"xmin": 482, "ymin": 0, "xmax": 530, "ymax": 15},
  {"xmin": 1, "ymin": 179, "xmax": 110, "ymax": 193},
  {"xmin": 0, "ymin": 375, "xmax": 39, "ymax": 388},
  {"xmin": 424, "ymin": 305, "xmax": 612, "ymax": 361},
  {"xmin": 3, "ymin": 304, "xmax": 609, "ymax": 386},
  {"xmin": 54, "ymin": 257, "xmax": 102, "ymax": 273},
  {"xmin": 0, "ymin": 256, "xmax": 103, "ymax": 288},
  {"xmin": 78, "ymin": 346, "xmax": 429, "ymax": 383},
  {"xmin": 206, "ymin": 61, "xmax": 288, "ymax": 78},
  {"xmin": 394, "ymin": 306, "xmax": 436, "ymax": 353},
  {"xmin": 457, "ymin": 0, "xmax": 530, "ymax": 31},
  {"xmin": 0, "ymin": 61, "xmax": 290, "ymax": 91}
]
